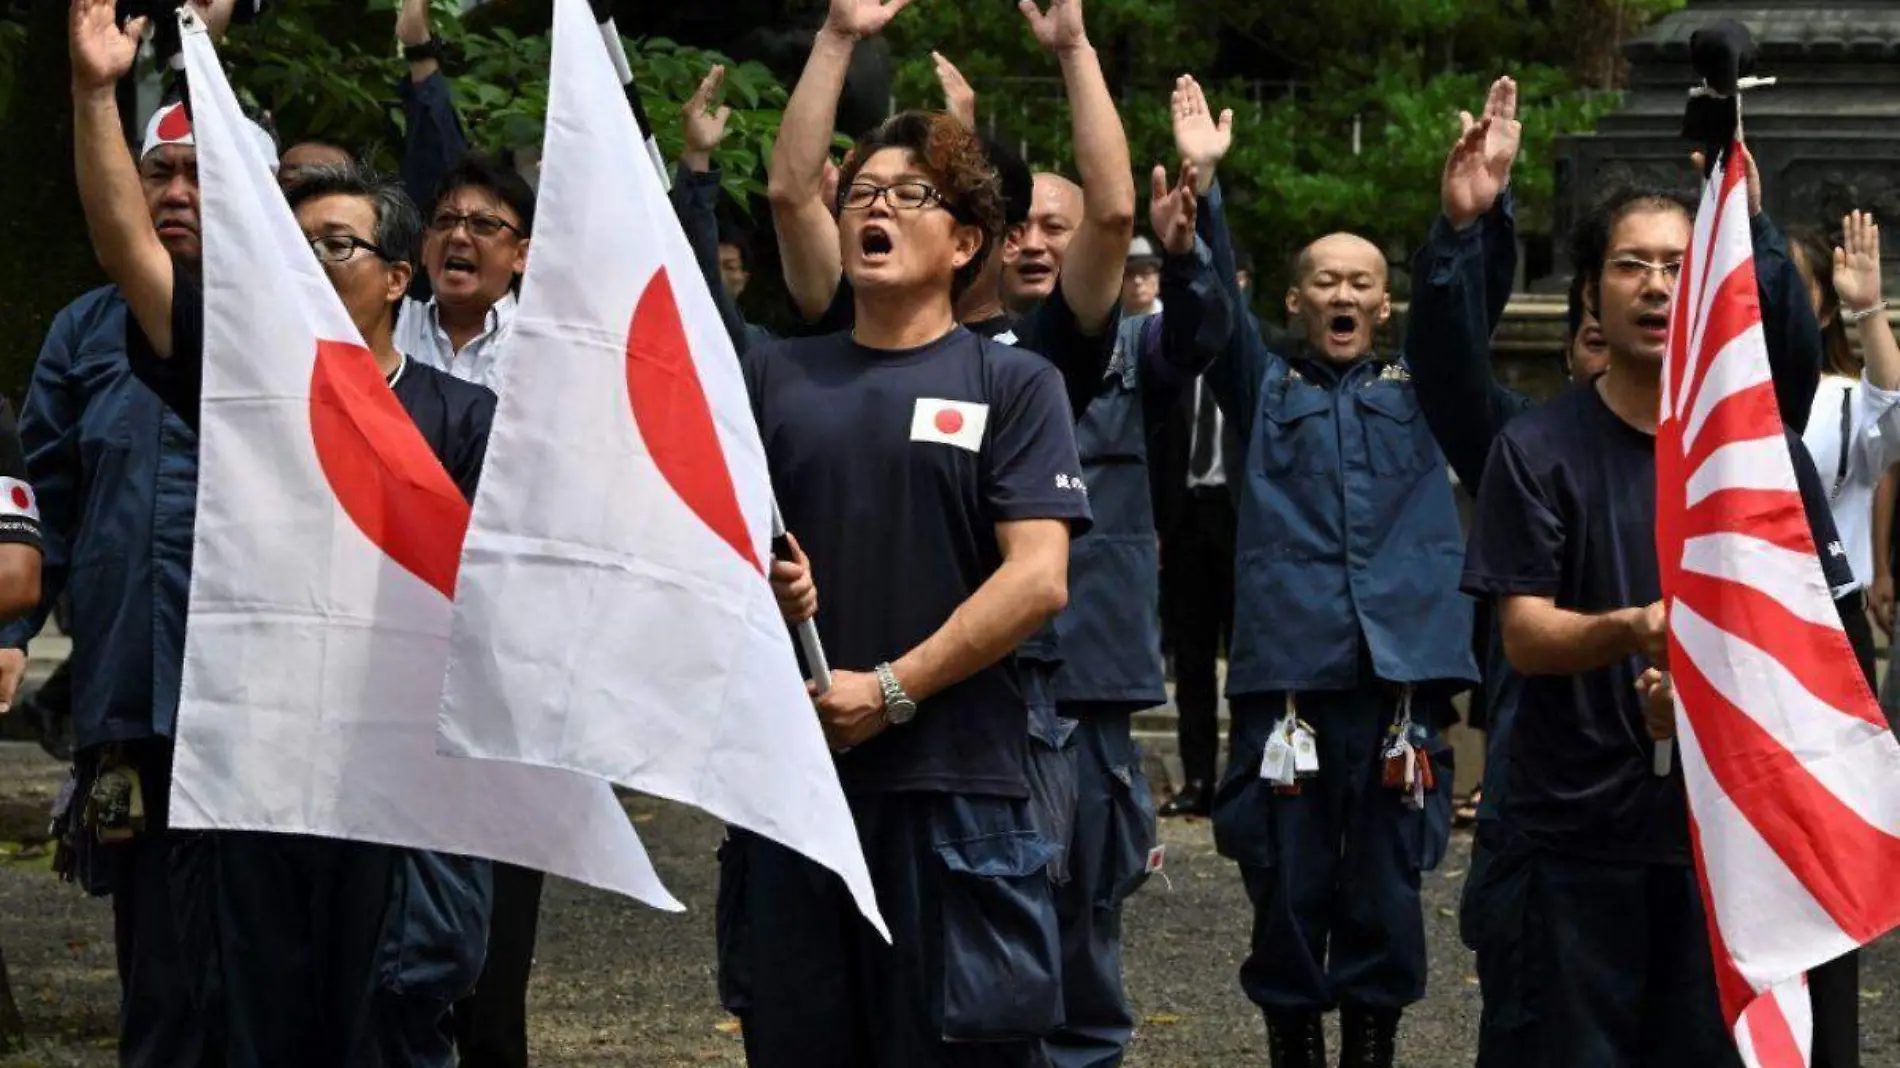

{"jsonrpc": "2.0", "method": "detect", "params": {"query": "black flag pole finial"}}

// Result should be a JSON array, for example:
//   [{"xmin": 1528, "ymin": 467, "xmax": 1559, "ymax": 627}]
[{"xmin": 1682, "ymin": 19, "xmax": 1775, "ymax": 177}]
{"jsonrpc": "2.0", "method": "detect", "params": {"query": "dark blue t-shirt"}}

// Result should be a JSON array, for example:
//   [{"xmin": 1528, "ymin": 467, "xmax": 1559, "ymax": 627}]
[
  {"xmin": 1462, "ymin": 380, "xmax": 1685, "ymax": 864},
  {"xmin": 743, "ymin": 325, "xmax": 1092, "ymax": 797}
]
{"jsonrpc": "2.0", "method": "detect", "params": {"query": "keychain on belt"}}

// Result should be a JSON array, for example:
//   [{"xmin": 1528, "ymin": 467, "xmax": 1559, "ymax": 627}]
[
  {"xmin": 1261, "ymin": 709, "xmax": 1319, "ymax": 794},
  {"xmin": 1381, "ymin": 686, "xmax": 1434, "ymax": 810}
]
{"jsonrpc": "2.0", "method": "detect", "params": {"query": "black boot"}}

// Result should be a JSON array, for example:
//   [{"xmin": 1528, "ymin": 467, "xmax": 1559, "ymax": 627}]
[
  {"xmin": 1265, "ymin": 1012, "xmax": 1325, "ymax": 1068},
  {"xmin": 1158, "ymin": 779, "xmax": 1212, "ymax": 817},
  {"xmin": 1340, "ymin": 1003, "xmax": 1400, "ymax": 1068}
]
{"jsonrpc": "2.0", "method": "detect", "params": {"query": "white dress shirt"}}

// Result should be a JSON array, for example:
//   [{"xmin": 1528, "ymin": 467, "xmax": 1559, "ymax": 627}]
[
  {"xmin": 395, "ymin": 291, "xmax": 519, "ymax": 393},
  {"xmin": 1801, "ymin": 371, "xmax": 1900, "ymax": 589}
]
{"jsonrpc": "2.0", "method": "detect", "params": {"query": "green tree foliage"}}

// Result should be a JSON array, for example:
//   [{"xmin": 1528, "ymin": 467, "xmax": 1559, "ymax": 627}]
[
  {"xmin": 221, "ymin": 0, "xmax": 787, "ymax": 206},
  {"xmin": 887, "ymin": 0, "xmax": 1683, "ymax": 294},
  {"xmin": 0, "ymin": 19, "xmax": 23, "ymax": 116}
]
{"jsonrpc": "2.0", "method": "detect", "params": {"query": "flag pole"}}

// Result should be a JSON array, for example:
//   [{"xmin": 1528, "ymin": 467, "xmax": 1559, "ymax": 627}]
[
  {"xmin": 770, "ymin": 501, "xmax": 833, "ymax": 695},
  {"xmin": 588, "ymin": 0, "xmax": 672, "ymax": 191}
]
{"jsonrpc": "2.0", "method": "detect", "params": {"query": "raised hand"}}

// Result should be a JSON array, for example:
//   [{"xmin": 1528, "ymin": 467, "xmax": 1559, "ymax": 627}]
[
  {"xmin": 1019, "ymin": 0, "xmax": 1089, "ymax": 55},
  {"xmin": 1834, "ymin": 210, "xmax": 1884, "ymax": 315},
  {"xmin": 933, "ymin": 52, "xmax": 976, "ymax": 129},
  {"xmin": 70, "ymin": 0, "xmax": 144, "ymax": 92},
  {"xmin": 681, "ymin": 65, "xmax": 733, "ymax": 173},
  {"xmin": 1690, "ymin": 143, "xmax": 1762, "ymax": 216},
  {"xmin": 1441, "ymin": 76, "xmax": 1519, "ymax": 229},
  {"xmin": 1149, "ymin": 161, "xmax": 1199, "ymax": 256},
  {"xmin": 1171, "ymin": 75, "xmax": 1231, "ymax": 194},
  {"xmin": 396, "ymin": 0, "xmax": 431, "ymax": 47},
  {"xmin": 824, "ymin": 0, "xmax": 915, "ymax": 40}
]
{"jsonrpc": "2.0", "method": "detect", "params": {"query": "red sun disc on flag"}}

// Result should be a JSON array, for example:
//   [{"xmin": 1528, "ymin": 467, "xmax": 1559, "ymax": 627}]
[
  {"xmin": 935, "ymin": 408, "xmax": 964, "ymax": 435},
  {"xmin": 309, "ymin": 337, "xmax": 471, "ymax": 598},
  {"xmin": 157, "ymin": 104, "xmax": 191, "ymax": 142},
  {"xmin": 7, "ymin": 487, "xmax": 29, "ymax": 512},
  {"xmin": 625, "ymin": 268, "xmax": 758, "ymax": 572}
]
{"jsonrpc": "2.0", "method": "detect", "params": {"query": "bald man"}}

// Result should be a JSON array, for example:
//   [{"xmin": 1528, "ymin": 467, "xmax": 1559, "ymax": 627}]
[
  {"xmin": 1196, "ymin": 192, "xmax": 1474, "ymax": 1067},
  {"xmin": 1002, "ymin": 172, "xmax": 1083, "ymax": 313}
]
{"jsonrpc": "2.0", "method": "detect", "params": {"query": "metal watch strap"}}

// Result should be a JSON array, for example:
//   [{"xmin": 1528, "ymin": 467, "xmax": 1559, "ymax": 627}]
[{"xmin": 874, "ymin": 662, "xmax": 909, "ymax": 721}]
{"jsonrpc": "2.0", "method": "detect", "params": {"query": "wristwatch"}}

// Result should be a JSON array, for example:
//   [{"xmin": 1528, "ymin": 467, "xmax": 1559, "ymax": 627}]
[
  {"xmin": 403, "ymin": 38, "xmax": 444, "ymax": 64},
  {"xmin": 874, "ymin": 662, "xmax": 917, "ymax": 725}
]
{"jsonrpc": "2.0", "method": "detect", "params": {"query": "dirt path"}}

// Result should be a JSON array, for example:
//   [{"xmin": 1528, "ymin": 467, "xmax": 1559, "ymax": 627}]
[{"xmin": 3, "ymin": 742, "xmax": 1898, "ymax": 1067}]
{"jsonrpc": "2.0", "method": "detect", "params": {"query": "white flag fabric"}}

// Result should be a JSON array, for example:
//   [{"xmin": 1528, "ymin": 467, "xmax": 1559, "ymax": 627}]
[
  {"xmin": 172, "ymin": 15, "xmax": 676, "ymax": 908},
  {"xmin": 1658, "ymin": 144, "xmax": 1900, "ymax": 1067},
  {"xmin": 436, "ymin": 0, "xmax": 883, "ymax": 937}
]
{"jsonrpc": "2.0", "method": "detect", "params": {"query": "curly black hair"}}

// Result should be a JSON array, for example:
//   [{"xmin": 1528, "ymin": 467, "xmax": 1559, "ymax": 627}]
[{"xmin": 842, "ymin": 111, "xmax": 1006, "ymax": 301}]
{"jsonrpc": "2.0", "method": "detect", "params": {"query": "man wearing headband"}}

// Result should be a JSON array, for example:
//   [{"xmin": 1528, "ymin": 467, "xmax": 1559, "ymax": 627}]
[{"xmin": 0, "ymin": 90, "xmax": 276, "ymax": 1068}]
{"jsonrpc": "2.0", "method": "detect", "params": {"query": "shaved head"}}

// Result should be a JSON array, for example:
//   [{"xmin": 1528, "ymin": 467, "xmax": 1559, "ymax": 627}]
[
  {"xmin": 1286, "ymin": 231, "xmax": 1391, "ymax": 363},
  {"xmin": 1002, "ymin": 172, "xmax": 1086, "ymax": 311},
  {"xmin": 1034, "ymin": 172, "xmax": 1082, "ymax": 207},
  {"xmin": 1294, "ymin": 232, "xmax": 1386, "ymax": 285}
]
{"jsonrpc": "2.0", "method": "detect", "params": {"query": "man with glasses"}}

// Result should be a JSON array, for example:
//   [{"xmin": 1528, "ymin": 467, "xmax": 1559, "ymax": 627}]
[
  {"xmin": 68, "ymin": 0, "xmax": 497, "ymax": 1059},
  {"xmin": 732, "ymin": 107, "xmax": 1091, "ymax": 1067},
  {"xmin": 395, "ymin": 153, "xmax": 533, "ymax": 392},
  {"xmin": 1460, "ymin": 184, "xmax": 1742, "ymax": 1067}
]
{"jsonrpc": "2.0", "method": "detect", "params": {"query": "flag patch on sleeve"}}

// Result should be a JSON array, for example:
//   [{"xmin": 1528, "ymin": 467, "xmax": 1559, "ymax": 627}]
[{"xmin": 0, "ymin": 477, "xmax": 39, "ymax": 521}]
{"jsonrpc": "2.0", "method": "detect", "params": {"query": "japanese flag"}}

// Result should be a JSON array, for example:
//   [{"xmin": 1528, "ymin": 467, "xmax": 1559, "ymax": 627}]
[
  {"xmin": 173, "ymin": 12, "xmax": 673, "ymax": 906},
  {"xmin": 436, "ymin": 0, "xmax": 884, "ymax": 936}
]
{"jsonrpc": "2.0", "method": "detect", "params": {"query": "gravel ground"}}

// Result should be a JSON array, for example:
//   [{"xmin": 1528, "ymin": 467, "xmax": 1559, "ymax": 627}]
[{"xmin": 3, "ymin": 741, "xmax": 1899, "ymax": 1067}]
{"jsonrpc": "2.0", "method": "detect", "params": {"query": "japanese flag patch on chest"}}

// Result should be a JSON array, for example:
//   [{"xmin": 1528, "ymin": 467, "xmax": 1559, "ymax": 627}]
[{"xmin": 910, "ymin": 398, "xmax": 989, "ymax": 453}]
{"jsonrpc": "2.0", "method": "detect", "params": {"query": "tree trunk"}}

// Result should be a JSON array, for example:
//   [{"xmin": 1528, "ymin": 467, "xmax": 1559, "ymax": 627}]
[
  {"xmin": 0, "ymin": 0, "xmax": 104, "ymax": 401},
  {"xmin": 0, "ymin": 942, "xmax": 25, "ymax": 1053}
]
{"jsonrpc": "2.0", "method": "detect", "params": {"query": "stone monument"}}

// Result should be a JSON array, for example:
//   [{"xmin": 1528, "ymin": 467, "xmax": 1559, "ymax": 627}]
[{"xmin": 1554, "ymin": 0, "xmax": 1900, "ymax": 285}]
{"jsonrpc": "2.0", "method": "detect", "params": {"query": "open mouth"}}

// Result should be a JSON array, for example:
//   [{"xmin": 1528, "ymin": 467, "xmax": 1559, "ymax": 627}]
[
  {"xmin": 441, "ymin": 255, "xmax": 479, "ymax": 280},
  {"xmin": 1327, "ymin": 313, "xmax": 1358, "ymax": 344},
  {"xmin": 1636, "ymin": 311, "xmax": 1670, "ymax": 337},
  {"xmin": 1015, "ymin": 261, "xmax": 1053, "ymax": 284},
  {"xmin": 859, "ymin": 225, "xmax": 894, "ymax": 261}
]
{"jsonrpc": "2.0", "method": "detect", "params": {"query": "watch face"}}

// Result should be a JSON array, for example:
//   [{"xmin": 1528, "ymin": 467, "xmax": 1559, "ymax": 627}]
[{"xmin": 887, "ymin": 699, "xmax": 918, "ymax": 725}]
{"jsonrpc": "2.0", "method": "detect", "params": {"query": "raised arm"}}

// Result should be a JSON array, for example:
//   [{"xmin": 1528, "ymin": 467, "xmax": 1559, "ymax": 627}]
[
  {"xmin": 674, "ymin": 66, "xmax": 753, "ymax": 356},
  {"xmin": 1139, "ymin": 159, "xmax": 1232, "ymax": 394},
  {"xmin": 397, "ymin": 0, "xmax": 468, "ymax": 286},
  {"xmin": 769, "ymin": 0, "xmax": 913, "ymax": 321},
  {"xmin": 1179, "ymin": 76, "xmax": 1269, "ymax": 443},
  {"xmin": 1833, "ymin": 211, "xmax": 1900, "ymax": 394},
  {"xmin": 1024, "ymin": 0, "xmax": 1134, "ymax": 335},
  {"xmin": 70, "ymin": 0, "xmax": 174, "ymax": 359},
  {"xmin": 1408, "ymin": 77, "xmax": 1532, "ymax": 489}
]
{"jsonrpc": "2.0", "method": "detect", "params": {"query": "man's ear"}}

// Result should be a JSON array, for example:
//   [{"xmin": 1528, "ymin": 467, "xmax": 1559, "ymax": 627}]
[
  {"xmin": 385, "ymin": 260, "xmax": 414, "ymax": 306},
  {"xmin": 1284, "ymin": 286, "xmax": 1301, "ymax": 320},
  {"xmin": 512, "ymin": 237, "xmax": 531, "ymax": 278},
  {"xmin": 951, "ymin": 224, "xmax": 985, "ymax": 271},
  {"xmin": 1376, "ymin": 292, "xmax": 1392, "ymax": 325}
]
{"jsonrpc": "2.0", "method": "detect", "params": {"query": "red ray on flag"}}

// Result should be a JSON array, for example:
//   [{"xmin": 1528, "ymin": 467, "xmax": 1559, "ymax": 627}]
[
  {"xmin": 1657, "ymin": 143, "xmax": 1900, "ymax": 1068},
  {"xmin": 310, "ymin": 338, "xmax": 471, "ymax": 598},
  {"xmin": 625, "ymin": 267, "xmax": 758, "ymax": 572}
]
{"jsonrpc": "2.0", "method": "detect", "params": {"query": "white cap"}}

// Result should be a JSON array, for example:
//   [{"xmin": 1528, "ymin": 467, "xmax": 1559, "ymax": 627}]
[
  {"xmin": 141, "ymin": 100, "xmax": 280, "ymax": 173},
  {"xmin": 1126, "ymin": 235, "xmax": 1162, "ymax": 265}
]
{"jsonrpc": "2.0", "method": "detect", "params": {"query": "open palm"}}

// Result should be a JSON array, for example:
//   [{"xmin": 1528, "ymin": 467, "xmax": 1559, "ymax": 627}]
[
  {"xmin": 70, "ymin": 0, "xmax": 143, "ymax": 91},
  {"xmin": 1172, "ymin": 75, "xmax": 1233, "ymax": 176},
  {"xmin": 1442, "ymin": 78, "xmax": 1520, "ymax": 227},
  {"xmin": 1019, "ymin": 0, "xmax": 1088, "ymax": 53},
  {"xmin": 1835, "ymin": 210, "xmax": 1884, "ymax": 313},
  {"xmin": 825, "ymin": 0, "xmax": 914, "ymax": 39}
]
